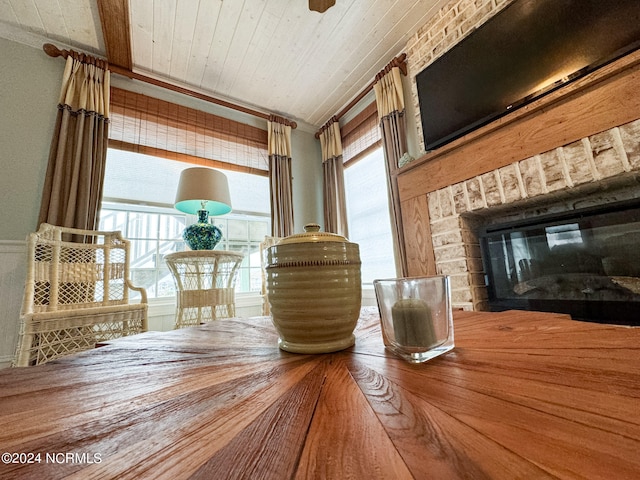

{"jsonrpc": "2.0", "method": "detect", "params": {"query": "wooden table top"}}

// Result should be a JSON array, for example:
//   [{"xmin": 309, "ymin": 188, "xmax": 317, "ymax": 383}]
[{"xmin": 1, "ymin": 308, "xmax": 639, "ymax": 479}]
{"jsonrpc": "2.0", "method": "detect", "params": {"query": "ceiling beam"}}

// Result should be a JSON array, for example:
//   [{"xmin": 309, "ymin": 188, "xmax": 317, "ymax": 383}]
[
  {"xmin": 97, "ymin": 0, "xmax": 132, "ymax": 70},
  {"xmin": 309, "ymin": 0, "xmax": 336, "ymax": 13}
]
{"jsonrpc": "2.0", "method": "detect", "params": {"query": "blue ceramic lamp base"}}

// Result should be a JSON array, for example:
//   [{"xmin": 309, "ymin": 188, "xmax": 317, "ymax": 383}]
[{"xmin": 183, "ymin": 209, "xmax": 223, "ymax": 250}]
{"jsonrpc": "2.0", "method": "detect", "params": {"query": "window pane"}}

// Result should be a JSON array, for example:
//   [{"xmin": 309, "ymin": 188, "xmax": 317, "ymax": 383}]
[
  {"xmin": 156, "ymin": 268, "xmax": 176, "ymax": 298},
  {"xmin": 127, "ymin": 213, "xmax": 158, "ymax": 240},
  {"xmin": 159, "ymin": 215, "xmax": 186, "ymax": 239},
  {"xmin": 99, "ymin": 210, "xmax": 128, "ymax": 232},
  {"xmin": 227, "ymin": 219, "xmax": 249, "ymax": 241},
  {"xmin": 344, "ymin": 148, "xmax": 396, "ymax": 284},
  {"xmin": 129, "ymin": 239, "xmax": 159, "ymax": 268},
  {"xmin": 250, "ymin": 220, "xmax": 270, "ymax": 242}
]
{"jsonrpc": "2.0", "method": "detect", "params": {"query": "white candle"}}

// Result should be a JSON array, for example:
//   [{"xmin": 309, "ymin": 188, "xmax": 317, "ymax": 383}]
[{"xmin": 391, "ymin": 298, "xmax": 438, "ymax": 348}]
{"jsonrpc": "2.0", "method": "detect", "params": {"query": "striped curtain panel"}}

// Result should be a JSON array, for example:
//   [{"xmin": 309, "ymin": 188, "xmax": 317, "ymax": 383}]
[
  {"xmin": 374, "ymin": 65, "xmax": 408, "ymax": 275},
  {"xmin": 267, "ymin": 116, "xmax": 294, "ymax": 237},
  {"xmin": 319, "ymin": 118, "xmax": 349, "ymax": 237},
  {"xmin": 38, "ymin": 54, "xmax": 111, "ymax": 231}
]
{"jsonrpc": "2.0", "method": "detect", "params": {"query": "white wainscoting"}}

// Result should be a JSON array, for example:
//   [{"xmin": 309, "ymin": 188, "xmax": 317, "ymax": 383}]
[{"xmin": 0, "ymin": 241, "xmax": 26, "ymax": 368}]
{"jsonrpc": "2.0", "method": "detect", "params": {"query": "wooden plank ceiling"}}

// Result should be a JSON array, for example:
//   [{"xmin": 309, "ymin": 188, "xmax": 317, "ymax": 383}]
[{"xmin": 0, "ymin": 0, "xmax": 447, "ymax": 128}]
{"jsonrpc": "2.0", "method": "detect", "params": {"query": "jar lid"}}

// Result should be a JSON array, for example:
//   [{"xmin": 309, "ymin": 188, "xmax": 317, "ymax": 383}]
[{"xmin": 277, "ymin": 223, "xmax": 350, "ymax": 245}]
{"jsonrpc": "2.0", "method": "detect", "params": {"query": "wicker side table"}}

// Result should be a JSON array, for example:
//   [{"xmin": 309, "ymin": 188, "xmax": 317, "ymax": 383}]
[{"xmin": 165, "ymin": 251, "xmax": 244, "ymax": 329}]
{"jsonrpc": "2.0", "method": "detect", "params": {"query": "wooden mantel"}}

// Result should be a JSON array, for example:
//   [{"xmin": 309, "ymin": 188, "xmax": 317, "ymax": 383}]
[{"xmin": 396, "ymin": 49, "xmax": 640, "ymax": 276}]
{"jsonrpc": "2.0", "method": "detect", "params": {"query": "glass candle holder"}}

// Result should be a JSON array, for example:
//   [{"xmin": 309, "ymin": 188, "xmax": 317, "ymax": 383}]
[{"xmin": 373, "ymin": 276, "xmax": 454, "ymax": 363}]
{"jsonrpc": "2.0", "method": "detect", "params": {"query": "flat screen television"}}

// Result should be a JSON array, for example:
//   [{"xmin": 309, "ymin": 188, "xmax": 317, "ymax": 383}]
[{"xmin": 416, "ymin": 0, "xmax": 640, "ymax": 152}]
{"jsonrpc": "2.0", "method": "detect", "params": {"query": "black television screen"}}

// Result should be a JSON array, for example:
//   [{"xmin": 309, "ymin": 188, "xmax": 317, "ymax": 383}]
[{"xmin": 416, "ymin": 0, "xmax": 640, "ymax": 152}]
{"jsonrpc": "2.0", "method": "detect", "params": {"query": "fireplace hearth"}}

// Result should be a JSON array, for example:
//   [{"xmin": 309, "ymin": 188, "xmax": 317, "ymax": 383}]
[{"xmin": 480, "ymin": 199, "xmax": 640, "ymax": 325}]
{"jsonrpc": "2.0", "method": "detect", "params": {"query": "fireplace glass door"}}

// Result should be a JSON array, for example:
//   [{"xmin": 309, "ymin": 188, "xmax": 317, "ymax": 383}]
[{"xmin": 480, "ymin": 200, "xmax": 640, "ymax": 324}]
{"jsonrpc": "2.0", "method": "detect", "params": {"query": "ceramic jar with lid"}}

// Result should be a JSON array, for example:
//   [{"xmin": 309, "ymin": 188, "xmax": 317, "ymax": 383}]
[{"xmin": 266, "ymin": 223, "xmax": 362, "ymax": 353}]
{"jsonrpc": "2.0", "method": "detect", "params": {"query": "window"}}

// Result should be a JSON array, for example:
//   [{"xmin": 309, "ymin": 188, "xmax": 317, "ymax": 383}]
[
  {"xmin": 340, "ymin": 101, "xmax": 396, "ymax": 284},
  {"xmin": 344, "ymin": 147, "xmax": 396, "ymax": 284},
  {"xmin": 99, "ymin": 149, "xmax": 270, "ymax": 299},
  {"xmin": 99, "ymin": 205, "xmax": 184, "ymax": 299},
  {"xmin": 213, "ymin": 214, "xmax": 270, "ymax": 294}
]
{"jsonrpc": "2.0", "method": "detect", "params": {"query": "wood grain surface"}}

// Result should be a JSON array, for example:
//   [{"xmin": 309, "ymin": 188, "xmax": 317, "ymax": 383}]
[{"xmin": 0, "ymin": 308, "xmax": 638, "ymax": 479}]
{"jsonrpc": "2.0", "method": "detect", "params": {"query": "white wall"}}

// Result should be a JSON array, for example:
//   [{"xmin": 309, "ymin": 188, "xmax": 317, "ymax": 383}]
[
  {"xmin": 0, "ymin": 38, "xmax": 62, "ymax": 241},
  {"xmin": 291, "ymin": 125, "xmax": 323, "ymax": 231}
]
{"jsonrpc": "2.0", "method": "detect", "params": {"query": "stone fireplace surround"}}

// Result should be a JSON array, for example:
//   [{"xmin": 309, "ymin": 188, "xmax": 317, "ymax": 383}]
[
  {"xmin": 396, "ymin": 0, "xmax": 640, "ymax": 316},
  {"xmin": 426, "ymin": 119, "xmax": 640, "ymax": 311}
]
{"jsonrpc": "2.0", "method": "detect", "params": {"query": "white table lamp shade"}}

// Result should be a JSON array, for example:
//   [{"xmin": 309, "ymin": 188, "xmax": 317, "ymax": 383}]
[{"xmin": 175, "ymin": 167, "xmax": 232, "ymax": 215}]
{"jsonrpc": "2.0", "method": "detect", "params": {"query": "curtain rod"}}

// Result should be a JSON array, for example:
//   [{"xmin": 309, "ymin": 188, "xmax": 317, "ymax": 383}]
[
  {"xmin": 315, "ymin": 53, "xmax": 407, "ymax": 138},
  {"xmin": 43, "ymin": 43, "xmax": 297, "ymax": 129}
]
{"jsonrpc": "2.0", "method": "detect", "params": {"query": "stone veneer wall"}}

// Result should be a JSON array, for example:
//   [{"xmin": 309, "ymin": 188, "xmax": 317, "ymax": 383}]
[
  {"xmin": 401, "ymin": 0, "xmax": 640, "ymax": 310},
  {"xmin": 405, "ymin": 0, "xmax": 514, "ymax": 154},
  {"xmin": 425, "ymin": 120, "xmax": 640, "ymax": 310}
]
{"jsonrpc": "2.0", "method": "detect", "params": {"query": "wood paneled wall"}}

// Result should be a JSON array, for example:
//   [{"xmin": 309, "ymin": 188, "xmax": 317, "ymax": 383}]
[{"xmin": 396, "ymin": 50, "xmax": 640, "ymax": 277}]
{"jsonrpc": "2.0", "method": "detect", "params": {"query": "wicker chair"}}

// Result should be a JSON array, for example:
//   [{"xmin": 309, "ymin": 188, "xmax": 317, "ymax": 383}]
[{"xmin": 13, "ymin": 223, "xmax": 148, "ymax": 367}]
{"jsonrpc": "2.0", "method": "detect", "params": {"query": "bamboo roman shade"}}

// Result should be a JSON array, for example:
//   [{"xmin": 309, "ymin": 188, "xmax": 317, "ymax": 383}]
[
  {"xmin": 109, "ymin": 88, "xmax": 269, "ymax": 176},
  {"xmin": 340, "ymin": 102, "xmax": 381, "ymax": 166}
]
